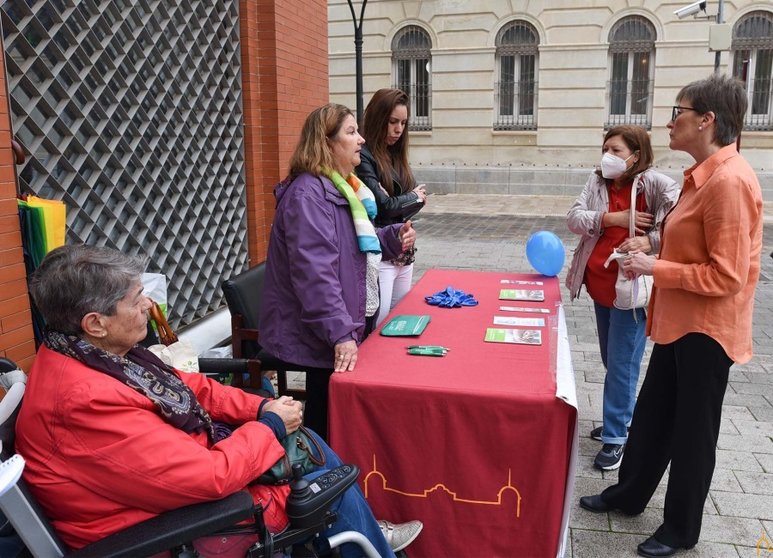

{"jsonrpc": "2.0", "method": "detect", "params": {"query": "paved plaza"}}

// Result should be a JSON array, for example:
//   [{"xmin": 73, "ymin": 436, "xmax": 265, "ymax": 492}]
[
  {"xmin": 286, "ymin": 192, "xmax": 772, "ymax": 557},
  {"xmin": 415, "ymin": 193, "xmax": 773, "ymax": 558}
]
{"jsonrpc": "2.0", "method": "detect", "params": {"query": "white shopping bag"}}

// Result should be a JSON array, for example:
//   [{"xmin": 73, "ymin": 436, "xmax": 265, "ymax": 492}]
[{"xmin": 142, "ymin": 273, "xmax": 169, "ymax": 316}]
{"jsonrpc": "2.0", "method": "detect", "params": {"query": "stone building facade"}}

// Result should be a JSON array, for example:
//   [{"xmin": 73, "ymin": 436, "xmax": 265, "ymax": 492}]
[{"xmin": 328, "ymin": 1, "xmax": 773, "ymax": 199}]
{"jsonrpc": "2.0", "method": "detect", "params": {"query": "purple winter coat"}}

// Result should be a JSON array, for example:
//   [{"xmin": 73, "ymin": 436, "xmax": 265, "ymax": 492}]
[{"xmin": 260, "ymin": 172, "xmax": 404, "ymax": 369}]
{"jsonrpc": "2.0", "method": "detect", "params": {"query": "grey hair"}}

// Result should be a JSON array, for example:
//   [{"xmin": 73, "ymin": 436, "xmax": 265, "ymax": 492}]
[
  {"xmin": 30, "ymin": 244, "xmax": 147, "ymax": 335},
  {"xmin": 676, "ymin": 74, "xmax": 747, "ymax": 146}
]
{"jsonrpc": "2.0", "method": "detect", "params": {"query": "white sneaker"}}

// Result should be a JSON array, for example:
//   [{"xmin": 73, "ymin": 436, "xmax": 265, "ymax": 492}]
[{"xmin": 377, "ymin": 519, "xmax": 423, "ymax": 552}]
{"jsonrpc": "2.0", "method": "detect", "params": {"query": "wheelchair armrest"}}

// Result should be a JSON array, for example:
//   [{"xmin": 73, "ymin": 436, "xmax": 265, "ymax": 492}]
[
  {"xmin": 197, "ymin": 357, "xmax": 252, "ymax": 375},
  {"xmin": 198, "ymin": 358, "xmax": 267, "ymax": 394},
  {"xmin": 253, "ymin": 465, "xmax": 361, "ymax": 558},
  {"xmin": 285, "ymin": 465, "xmax": 359, "ymax": 528},
  {"xmin": 68, "ymin": 491, "xmax": 255, "ymax": 558}
]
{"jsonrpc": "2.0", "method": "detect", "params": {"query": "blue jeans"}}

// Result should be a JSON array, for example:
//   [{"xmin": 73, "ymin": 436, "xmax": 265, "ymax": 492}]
[
  {"xmin": 306, "ymin": 430, "xmax": 396, "ymax": 558},
  {"xmin": 594, "ymin": 302, "xmax": 647, "ymax": 445}
]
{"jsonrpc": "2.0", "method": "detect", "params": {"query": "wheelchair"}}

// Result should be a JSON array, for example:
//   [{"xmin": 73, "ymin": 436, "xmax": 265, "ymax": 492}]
[{"xmin": 0, "ymin": 358, "xmax": 381, "ymax": 558}]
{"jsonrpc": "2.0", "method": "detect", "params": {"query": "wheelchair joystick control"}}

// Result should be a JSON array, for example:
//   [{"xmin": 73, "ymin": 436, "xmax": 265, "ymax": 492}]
[
  {"xmin": 289, "ymin": 463, "xmax": 311, "ymax": 497},
  {"xmin": 286, "ymin": 464, "xmax": 360, "ymax": 528}
]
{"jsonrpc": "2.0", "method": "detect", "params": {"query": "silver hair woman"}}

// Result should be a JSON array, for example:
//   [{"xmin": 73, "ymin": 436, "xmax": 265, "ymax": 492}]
[
  {"xmin": 17, "ymin": 244, "xmax": 419, "ymax": 556},
  {"xmin": 30, "ymin": 244, "xmax": 148, "ymax": 340}
]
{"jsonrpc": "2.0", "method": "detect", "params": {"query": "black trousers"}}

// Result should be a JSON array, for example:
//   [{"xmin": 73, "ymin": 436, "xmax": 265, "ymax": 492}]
[
  {"xmin": 304, "ymin": 366, "xmax": 334, "ymax": 442},
  {"xmin": 601, "ymin": 333, "xmax": 732, "ymax": 548},
  {"xmin": 303, "ymin": 317, "xmax": 376, "ymax": 442}
]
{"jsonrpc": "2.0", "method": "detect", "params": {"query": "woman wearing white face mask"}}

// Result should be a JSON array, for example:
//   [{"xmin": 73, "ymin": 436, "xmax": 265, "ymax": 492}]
[{"xmin": 566, "ymin": 126, "xmax": 680, "ymax": 471}]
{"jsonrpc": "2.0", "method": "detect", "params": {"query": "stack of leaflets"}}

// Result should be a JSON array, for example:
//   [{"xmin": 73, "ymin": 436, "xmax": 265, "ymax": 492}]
[
  {"xmin": 484, "ymin": 328, "xmax": 542, "ymax": 345},
  {"xmin": 498, "ymin": 288, "xmax": 545, "ymax": 302},
  {"xmin": 500, "ymin": 279, "xmax": 544, "ymax": 286},
  {"xmin": 488, "ymin": 279, "xmax": 548, "ymax": 345},
  {"xmin": 493, "ymin": 315, "xmax": 545, "ymax": 327},
  {"xmin": 499, "ymin": 306, "xmax": 551, "ymax": 314}
]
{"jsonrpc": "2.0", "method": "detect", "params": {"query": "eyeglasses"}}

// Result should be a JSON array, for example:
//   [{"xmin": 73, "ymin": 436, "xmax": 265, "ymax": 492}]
[{"xmin": 671, "ymin": 106, "xmax": 699, "ymax": 122}]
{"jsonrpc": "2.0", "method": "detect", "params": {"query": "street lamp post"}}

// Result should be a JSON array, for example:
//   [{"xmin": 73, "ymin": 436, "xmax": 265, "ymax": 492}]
[{"xmin": 347, "ymin": 0, "xmax": 368, "ymax": 124}]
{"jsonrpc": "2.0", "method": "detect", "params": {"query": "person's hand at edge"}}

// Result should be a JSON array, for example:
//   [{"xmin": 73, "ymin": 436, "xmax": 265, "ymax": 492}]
[
  {"xmin": 414, "ymin": 184, "xmax": 428, "ymax": 204},
  {"xmin": 623, "ymin": 250, "xmax": 657, "ymax": 279},
  {"xmin": 263, "ymin": 396, "xmax": 303, "ymax": 433},
  {"xmin": 399, "ymin": 220, "xmax": 415, "ymax": 252},
  {"xmin": 618, "ymin": 235, "xmax": 652, "ymax": 254},
  {"xmin": 334, "ymin": 339, "xmax": 358, "ymax": 372}
]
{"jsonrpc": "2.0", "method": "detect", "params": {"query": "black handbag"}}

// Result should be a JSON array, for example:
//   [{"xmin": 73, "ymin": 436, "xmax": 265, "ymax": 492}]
[{"xmin": 256, "ymin": 426, "xmax": 326, "ymax": 485}]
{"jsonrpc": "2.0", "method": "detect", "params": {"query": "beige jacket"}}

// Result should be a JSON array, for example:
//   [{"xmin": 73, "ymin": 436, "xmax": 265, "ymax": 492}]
[{"xmin": 565, "ymin": 169, "xmax": 680, "ymax": 301}]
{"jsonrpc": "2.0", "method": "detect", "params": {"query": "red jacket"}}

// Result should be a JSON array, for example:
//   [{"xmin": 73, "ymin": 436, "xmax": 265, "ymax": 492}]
[{"xmin": 15, "ymin": 346, "xmax": 291, "ymax": 549}]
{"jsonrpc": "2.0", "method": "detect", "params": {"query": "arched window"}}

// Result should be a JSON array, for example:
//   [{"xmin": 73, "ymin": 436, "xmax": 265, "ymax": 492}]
[
  {"xmin": 494, "ymin": 20, "xmax": 539, "ymax": 130},
  {"xmin": 392, "ymin": 26, "xmax": 432, "ymax": 130},
  {"xmin": 607, "ymin": 16, "xmax": 656, "ymax": 129},
  {"xmin": 732, "ymin": 10, "xmax": 773, "ymax": 130}
]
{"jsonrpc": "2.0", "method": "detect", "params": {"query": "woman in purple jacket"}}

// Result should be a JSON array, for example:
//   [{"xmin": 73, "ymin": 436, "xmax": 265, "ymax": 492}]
[{"xmin": 260, "ymin": 103, "xmax": 415, "ymax": 441}]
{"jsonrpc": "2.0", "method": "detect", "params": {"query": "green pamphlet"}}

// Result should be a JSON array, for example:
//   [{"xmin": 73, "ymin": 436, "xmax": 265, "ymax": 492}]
[
  {"xmin": 380, "ymin": 315, "xmax": 431, "ymax": 336},
  {"xmin": 498, "ymin": 288, "xmax": 545, "ymax": 302},
  {"xmin": 484, "ymin": 327, "xmax": 542, "ymax": 345}
]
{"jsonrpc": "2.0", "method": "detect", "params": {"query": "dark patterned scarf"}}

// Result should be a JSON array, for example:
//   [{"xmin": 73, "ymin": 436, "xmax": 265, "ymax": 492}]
[{"xmin": 44, "ymin": 330, "xmax": 226, "ymax": 442}]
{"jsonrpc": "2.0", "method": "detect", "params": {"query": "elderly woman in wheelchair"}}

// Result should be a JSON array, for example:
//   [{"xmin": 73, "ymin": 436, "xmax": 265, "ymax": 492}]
[{"xmin": 12, "ymin": 244, "xmax": 422, "ymax": 557}]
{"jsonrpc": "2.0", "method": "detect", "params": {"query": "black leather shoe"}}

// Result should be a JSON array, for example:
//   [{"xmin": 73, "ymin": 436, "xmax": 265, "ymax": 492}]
[
  {"xmin": 637, "ymin": 536, "xmax": 679, "ymax": 557},
  {"xmin": 579, "ymin": 494, "xmax": 613, "ymax": 513}
]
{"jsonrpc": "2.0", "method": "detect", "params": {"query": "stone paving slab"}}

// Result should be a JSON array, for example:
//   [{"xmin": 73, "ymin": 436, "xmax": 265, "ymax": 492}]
[
  {"xmin": 412, "ymin": 195, "xmax": 773, "ymax": 557},
  {"xmin": 284, "ymin": 193, "xmax": 773, "ymax": 556}
]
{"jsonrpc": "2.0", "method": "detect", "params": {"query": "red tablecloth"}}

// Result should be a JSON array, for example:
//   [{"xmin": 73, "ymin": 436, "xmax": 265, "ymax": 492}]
[{"xmin": 329, "ymin": 269, "xmax": 576, "ymax": 557}]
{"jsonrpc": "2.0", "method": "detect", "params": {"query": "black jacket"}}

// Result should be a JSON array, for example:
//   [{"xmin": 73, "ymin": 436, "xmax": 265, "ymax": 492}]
[{"xmin": 356, "ymin": 144, "xmax": 424, "ymax": 227}]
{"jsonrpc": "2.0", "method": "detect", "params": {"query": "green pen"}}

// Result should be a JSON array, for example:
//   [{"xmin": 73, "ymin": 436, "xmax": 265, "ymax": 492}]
[{"xmin": 406, "ymin": 345, "xmax": 448, "ymax": 356}]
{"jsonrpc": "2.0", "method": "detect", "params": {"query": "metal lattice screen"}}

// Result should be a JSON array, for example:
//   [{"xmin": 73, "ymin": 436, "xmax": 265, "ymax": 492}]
[{"xmin": 1, "ymin": 0, "xmax": 248, "ymax": 327}]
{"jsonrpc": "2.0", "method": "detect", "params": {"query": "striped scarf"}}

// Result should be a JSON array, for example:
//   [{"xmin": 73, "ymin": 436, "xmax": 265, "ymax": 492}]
[{"xmin": 322, "ymin": 168, "xmax": 381, "ymax": 254}]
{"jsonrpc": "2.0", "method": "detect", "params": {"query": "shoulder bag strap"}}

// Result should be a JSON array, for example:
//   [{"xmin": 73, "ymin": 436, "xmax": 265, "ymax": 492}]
[{"xmin": 628, "ymin": 174, "xmax": 640, "ymax": 239}]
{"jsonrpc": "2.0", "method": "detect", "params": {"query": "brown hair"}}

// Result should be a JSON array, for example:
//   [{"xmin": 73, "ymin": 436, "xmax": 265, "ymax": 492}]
[
  {"xmin": 594, "ymin": 125, "xmax": 654, "ymax": 182},
  {"xmin": 676, "ymin": 74, "xmax": 746, "ymax": 146},
  {"xmin": 289, "ymin": 103, "xmax": 354, "ymax": 178},
  {"xmin": 361, "ymin": 88, "xmax": 416, "ymax": 195}
]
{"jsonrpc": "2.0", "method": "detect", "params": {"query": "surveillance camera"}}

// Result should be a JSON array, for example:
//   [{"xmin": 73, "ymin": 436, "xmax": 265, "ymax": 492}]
[{"xmin": 674, "ymin": 1, "xmax": 707, "ymax": 19}]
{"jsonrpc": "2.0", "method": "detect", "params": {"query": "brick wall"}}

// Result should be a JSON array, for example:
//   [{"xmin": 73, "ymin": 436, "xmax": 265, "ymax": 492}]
[
  {"xmin": 0, "ymin": 51, "xmax": 35, "ymax": 372},
  {"xmin": 242, "ymin": 0, "xmax": 329, "ymax": 263}
]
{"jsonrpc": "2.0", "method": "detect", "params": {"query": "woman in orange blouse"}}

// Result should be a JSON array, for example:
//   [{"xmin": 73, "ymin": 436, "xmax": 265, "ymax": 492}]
[{"xmin": 579, "ymin": 74, "xmax": 764, "ymax": 558}]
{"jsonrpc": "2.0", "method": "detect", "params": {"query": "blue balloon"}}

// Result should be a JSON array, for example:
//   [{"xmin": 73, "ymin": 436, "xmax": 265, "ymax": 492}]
[{"xmin": 526, "ymin": 231, "xmax": 565, "ymax": 277}]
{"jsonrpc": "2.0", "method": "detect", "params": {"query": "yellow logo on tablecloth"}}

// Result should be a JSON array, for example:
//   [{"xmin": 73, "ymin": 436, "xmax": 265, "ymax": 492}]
[
  {"xmin": 363, "ymin": 454, "xmax": 522, "ymax": 517},
  {"xmin": 757, "ymin": 532, "xmax": 773, "ymax": 556}
]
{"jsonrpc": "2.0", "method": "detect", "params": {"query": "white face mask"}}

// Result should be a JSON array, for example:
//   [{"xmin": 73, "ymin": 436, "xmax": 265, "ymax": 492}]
[{"xmin": 600, "ymin": 152, "xmax": 634, "ymax": 179}]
